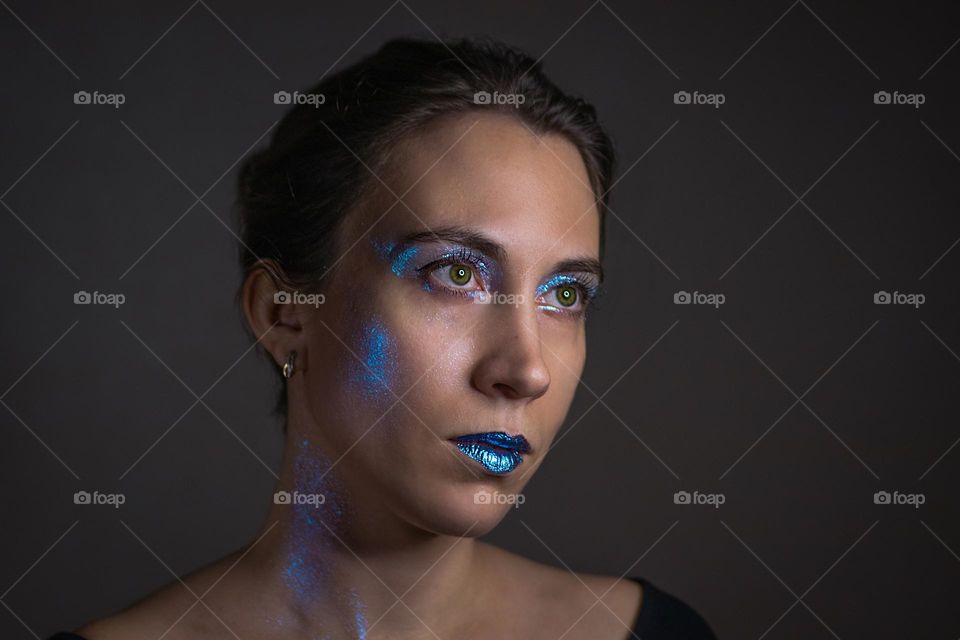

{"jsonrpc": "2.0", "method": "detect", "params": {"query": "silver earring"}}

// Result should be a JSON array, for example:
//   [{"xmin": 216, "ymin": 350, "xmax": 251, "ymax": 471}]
[{"xmin": 282, "ymin": 350, "xmax": 297, "ymax": 379}]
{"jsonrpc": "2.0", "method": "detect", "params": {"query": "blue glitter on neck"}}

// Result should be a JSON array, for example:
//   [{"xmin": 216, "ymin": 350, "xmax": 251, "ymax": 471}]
[
  {"xmin": 281, "ymin": 438, "xmax": 342, "ymax": 603},
  {"xmin": 349, "ymin": 589, "xmax": 368, "ymax": 640}
]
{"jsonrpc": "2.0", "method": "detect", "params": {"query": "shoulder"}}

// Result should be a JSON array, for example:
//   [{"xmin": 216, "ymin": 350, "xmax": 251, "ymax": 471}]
[
  {"xmin": 630, "ymin": 577, "xmax": 718, "ymax": 639},
  {"xmin": 476, "ymin": 543, "xmax": 643, "ymax": 638},
  {"xmin": 72, "ymin": 583, "xmax": 200, "ymax": 640},
  {"xmin": 71, "ymin": 553, "xmax": 246, "ymax": 640},
  {"xmin": 478, "ymin": 543, "xmax": 716, "ymax": 639}
]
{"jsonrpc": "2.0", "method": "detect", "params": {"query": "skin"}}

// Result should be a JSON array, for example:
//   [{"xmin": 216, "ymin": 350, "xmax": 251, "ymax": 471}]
[{"xmin": 77, "ymin": 112, "xmax": 643, "ymax": 640}]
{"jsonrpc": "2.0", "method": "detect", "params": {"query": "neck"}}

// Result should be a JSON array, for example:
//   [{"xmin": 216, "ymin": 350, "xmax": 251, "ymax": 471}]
[{"xmin": 247, "ymin": 431, "xmax": 487, "ymax": 639}]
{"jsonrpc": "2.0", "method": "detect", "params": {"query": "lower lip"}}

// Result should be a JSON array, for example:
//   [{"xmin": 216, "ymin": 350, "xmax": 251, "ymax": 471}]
[{"xmin": 452, "ymin": 440, "xmax": 525, "ymax": 475}]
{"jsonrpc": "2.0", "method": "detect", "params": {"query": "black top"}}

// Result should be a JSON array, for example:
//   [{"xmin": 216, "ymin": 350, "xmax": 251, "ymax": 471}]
[
  {"xmin": 47, "ymin": 576, "xmax": 716, "ymax": 639},
  {"xmin": 628, "ymin": 576, "xmax": 717, "ymax": 638}
]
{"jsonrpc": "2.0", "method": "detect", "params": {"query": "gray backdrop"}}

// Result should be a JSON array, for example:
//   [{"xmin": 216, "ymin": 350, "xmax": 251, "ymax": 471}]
[{"xmin": 2, "ymin": 1, "xmax": 959, "ymax": 638}]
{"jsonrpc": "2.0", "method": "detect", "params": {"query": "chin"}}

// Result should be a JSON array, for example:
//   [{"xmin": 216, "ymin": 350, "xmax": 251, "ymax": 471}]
[{"xmin": 403, "ymin": 482, "xmax": 521, "ymax": 537}]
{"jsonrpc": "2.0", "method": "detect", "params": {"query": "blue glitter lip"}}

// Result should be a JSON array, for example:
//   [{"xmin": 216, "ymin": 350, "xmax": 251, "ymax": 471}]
[{"xmin": 452, "ymin": 432, "xmax": 531, "ymax": 474}]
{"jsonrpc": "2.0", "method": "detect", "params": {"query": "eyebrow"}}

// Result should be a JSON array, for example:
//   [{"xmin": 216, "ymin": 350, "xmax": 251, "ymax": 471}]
[
  {"xmin": 551, "ymin": 257, "xmax": 605, "ymax": 283},
  {"xmin": 398, "ymin": 226, "xmax": 506, "ymax": 263},
  {"xmin": 395, "ymin": 225, "xmax": 604, "ymax": 282}
]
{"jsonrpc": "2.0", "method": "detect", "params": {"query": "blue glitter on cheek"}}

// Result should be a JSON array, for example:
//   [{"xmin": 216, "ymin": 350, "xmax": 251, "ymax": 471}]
[
  {"xmin": 365, "ymin": 325, "xmax": 389, "ymax": 388},
  {"xmin": 348, "ymin": 319, "xmax": 397, "ymax": 401}
]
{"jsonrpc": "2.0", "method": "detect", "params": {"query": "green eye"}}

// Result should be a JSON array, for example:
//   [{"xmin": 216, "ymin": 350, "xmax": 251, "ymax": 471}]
[
  {"xmin": 449, "ymin": 264, "xmax": 472, "ymax": 286},
  {"xmin": 556, "ymin": 285, "xmax": 578, "ymax": 307}
]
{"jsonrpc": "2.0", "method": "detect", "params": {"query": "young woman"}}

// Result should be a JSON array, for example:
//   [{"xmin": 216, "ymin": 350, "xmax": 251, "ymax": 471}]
[{"xmin": 53, "ymin": 37, "xmax": 717, "ymax": 640}]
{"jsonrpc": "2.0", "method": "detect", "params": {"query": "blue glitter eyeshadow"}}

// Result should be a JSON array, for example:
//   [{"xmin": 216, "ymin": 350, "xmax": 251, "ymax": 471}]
[
  {"xmin": 536, "ymin": 274, "xmax": 581, "ymax": 297},
  {"xmin": 370, "ymin": 238, "xmax": 418, "ymax": 277},
  {"xmin": 433, "ymin": 247, "xmax": 495, "ymax": 283},
  {"xmin": 371, "ymin": 236, "xmax": 504, "ymax": 292},
  {"xmin": 389, "ymin": 245, "xmax": 419, "ymax": 276}
]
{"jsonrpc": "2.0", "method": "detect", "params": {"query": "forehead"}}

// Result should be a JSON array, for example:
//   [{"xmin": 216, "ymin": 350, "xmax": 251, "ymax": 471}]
[{"xmin": 346, "ymin": 112, "xmax": 601, "ymax": 269}]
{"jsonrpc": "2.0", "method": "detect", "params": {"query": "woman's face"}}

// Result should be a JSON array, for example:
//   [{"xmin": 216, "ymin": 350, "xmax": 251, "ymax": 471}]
[{"xmin": 293, "ymin": 112, "xmax": 601, "ymax": 536}]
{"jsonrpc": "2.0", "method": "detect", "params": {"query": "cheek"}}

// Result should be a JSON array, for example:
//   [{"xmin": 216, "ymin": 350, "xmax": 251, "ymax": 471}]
[
  {"xmin": 343, "ymin": 316, "xmax": 399, "ymax": 406},
  {"xmin": 389, "ymin": 306, "xmax": 476, "ymax": 400},
  {"xmin": 541, "ymin": 324, "xmax": 587, "ymax": 412},
  {"xmin": 414, "ymin": 330, "xmax": 476, "ymax": 427},
  {"xmin": 335, "ymin": 296, "xmax": 473, "ymax": 423}
]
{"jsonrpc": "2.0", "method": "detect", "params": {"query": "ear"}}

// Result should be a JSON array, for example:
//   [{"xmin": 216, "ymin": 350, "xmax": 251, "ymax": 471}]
[{"xmin": 240, "ymin": 260, "xmax": 305, "ymax": 370}]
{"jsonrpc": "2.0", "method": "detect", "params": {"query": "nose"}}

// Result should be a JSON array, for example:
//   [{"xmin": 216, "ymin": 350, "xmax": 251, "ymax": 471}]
[{"xmin": 470, "ymin": 305, "xmax": 551, "ymax": 402}]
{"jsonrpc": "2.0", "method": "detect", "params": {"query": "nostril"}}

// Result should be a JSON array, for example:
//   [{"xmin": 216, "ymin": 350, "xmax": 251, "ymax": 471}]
[{"xmin": 492, "ymin": 382, "xmax": 520, "ymax": 399}]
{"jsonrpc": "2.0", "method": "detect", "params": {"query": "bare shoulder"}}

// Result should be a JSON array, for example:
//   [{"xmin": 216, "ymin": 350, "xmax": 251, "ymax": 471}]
[
  {"xmin": 75, "ymin": 554, "xmax": 245, "ymax": 640},
  {"xmin": 75, "ymin": 583, "xmax": 196, "ymax": 640},
  {"xmin": 478, "ymin": 543, "xmax": 643, "ymax": 639}
]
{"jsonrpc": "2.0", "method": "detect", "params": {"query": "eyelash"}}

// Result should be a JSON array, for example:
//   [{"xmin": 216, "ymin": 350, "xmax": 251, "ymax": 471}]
[
  {"xmin": 537, "ymin": 274, "xmax": 601, "ymax": 317},
  {"xmin": 415, "ymin": 247, "xmax": 601, "ymax": 317},
  {"xmin": 416, "ymin": 246, "xmax": 489, "ymax": 298}
]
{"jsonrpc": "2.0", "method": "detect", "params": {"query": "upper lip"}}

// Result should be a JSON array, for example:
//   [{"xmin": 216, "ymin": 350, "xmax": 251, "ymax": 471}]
[{"xmin": 451, "ymin": 431, "xmax": 532, "ymax": 454}]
